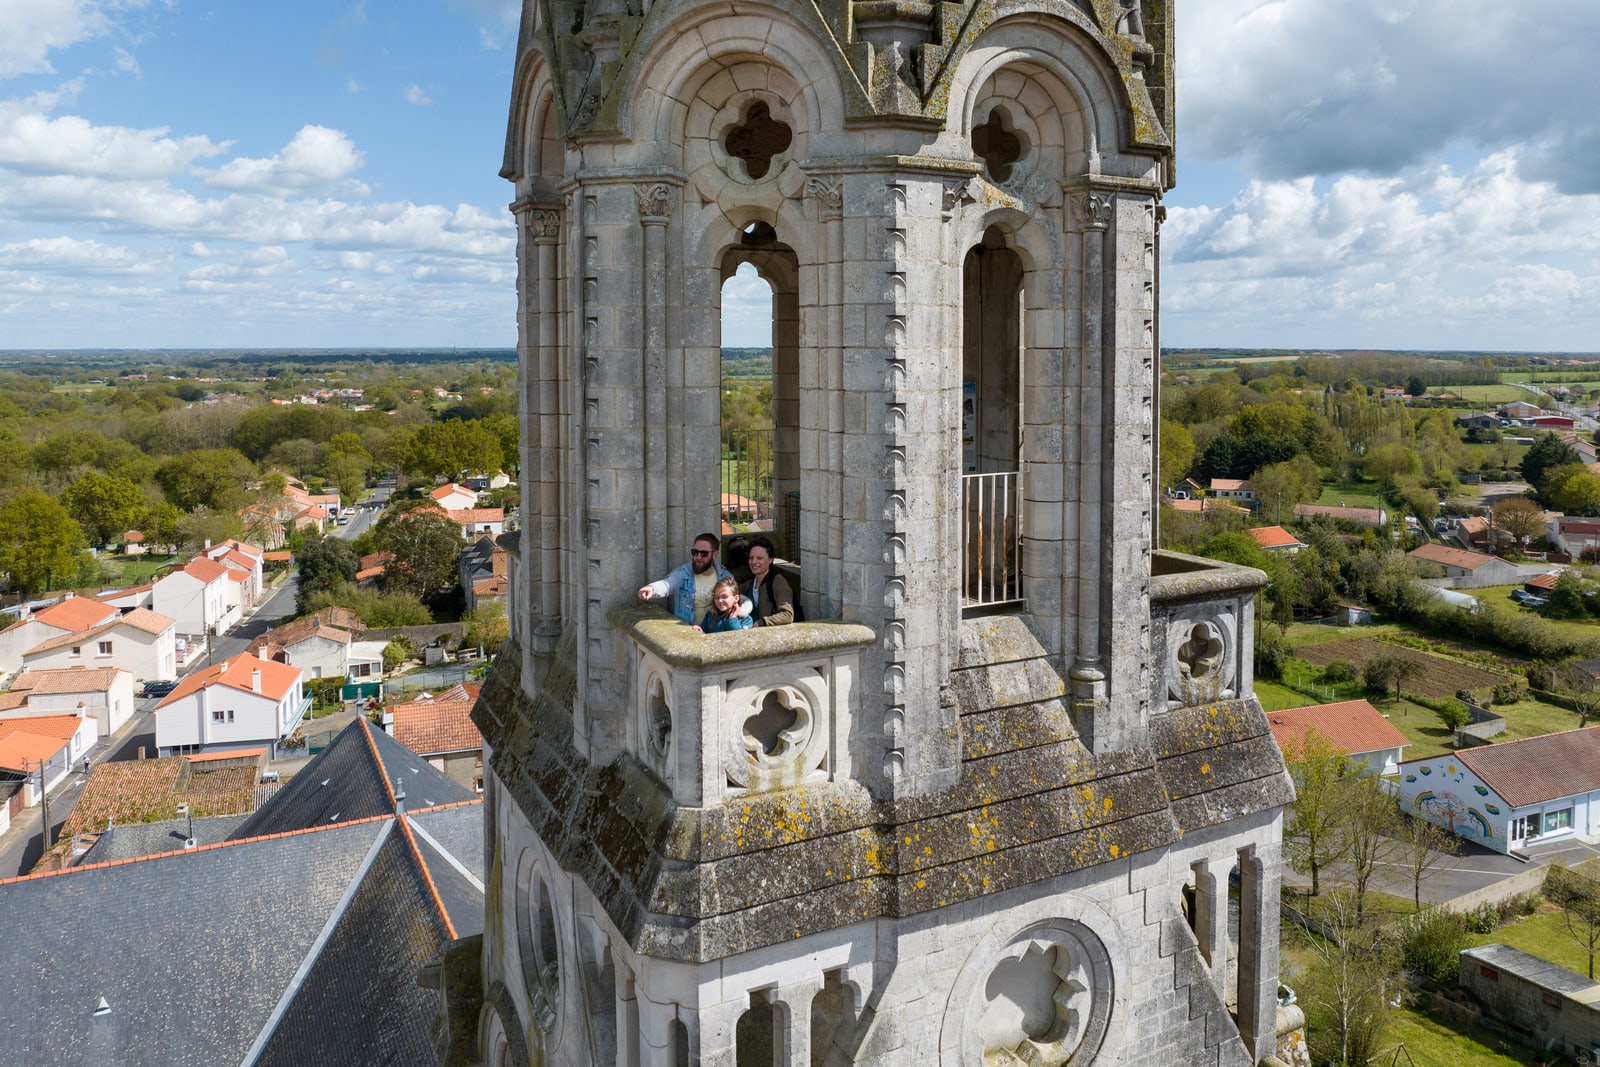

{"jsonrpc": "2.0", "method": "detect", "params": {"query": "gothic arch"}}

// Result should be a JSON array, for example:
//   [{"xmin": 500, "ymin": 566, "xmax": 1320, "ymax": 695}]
[
  {"xmin": 618, "ymin": 2, "xmax": 847, "ymax": 158},
  {"xmin": 946, "ymin": 17, "xmax": 1135, "ymax": 179},
  {"xmin": 503, "ymin": 50, "xmax": 559, "ymax": 183}
]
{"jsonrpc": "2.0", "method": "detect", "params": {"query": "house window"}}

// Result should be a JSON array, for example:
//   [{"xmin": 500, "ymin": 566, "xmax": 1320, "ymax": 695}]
[
  {"xmin": 1546, "ymin": 808, "xmax": 1574, "ymax": 834},
  {"xmin": 211, "ymin": 709, "xmax": 235, "ymax": 724},
  {"xmin": 1480, "ymin": 965, "xmax": 1499, "ymax": 981},
  {"xmin": 351, "ymin": 663, "xmax": 371, "ymax": 678},
  {"xmin": 213, "ymin": 710, "xmax": 225, "ymax": 722},
  {"xmin": 70, "ymin": 646, "xmax": 81, "ymax": 657},
  {"xmin": 97, "ymin": 641, "xmax": 113, "ymax": 655}
]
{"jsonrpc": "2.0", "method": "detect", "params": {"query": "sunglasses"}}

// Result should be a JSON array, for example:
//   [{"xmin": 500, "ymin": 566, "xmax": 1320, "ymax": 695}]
[{"xmin": 691, "ymin": 549, "xmax": 713, "ymax": 557}]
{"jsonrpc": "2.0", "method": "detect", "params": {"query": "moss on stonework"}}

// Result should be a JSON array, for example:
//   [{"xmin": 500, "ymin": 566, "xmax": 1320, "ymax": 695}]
[{"xmin": 476, "ymin": 621, "xmax": 1291, "ymax": 961}]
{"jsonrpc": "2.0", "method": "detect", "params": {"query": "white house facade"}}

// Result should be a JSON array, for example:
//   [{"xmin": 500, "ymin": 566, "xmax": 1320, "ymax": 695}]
[
  {"xmin": 151, "ymin": 557, "xmax": 239, "ymax": 638},
  {"xmin": 1398, "ymin": 727, "xmax": 1600, "ymax": 854},
  {"xmin": 21, "ymin": 608, "xmax": 178, "ymax": 683},
  {"xmin": 153, "ymin": 653, "xmax": 308, "ymax": 757},
  {"xmin": 7, "ymin": 667, "xmax": 138, "ymax": 734}
]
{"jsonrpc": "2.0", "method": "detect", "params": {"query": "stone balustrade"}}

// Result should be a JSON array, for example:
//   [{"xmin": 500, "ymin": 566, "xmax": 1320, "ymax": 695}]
[
  {"xmin": 1149, "ymin": 550, "xmax": 1268, "ymax": 712},
  {"xmin": 608, "ymin": 606, "xmax": 876, "ymax": 807}
]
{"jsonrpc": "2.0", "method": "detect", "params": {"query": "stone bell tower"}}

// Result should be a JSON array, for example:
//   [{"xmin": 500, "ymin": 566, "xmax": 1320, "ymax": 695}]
[{"xmin": 449, "ymin": 0, "xmax": 1297, "ymax": 1064}]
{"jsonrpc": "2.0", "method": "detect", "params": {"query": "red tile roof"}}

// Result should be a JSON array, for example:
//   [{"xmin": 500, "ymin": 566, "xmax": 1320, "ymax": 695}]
[
  {"xmin": 1408, "ymin": 543, "xmax": 1500, "ymax": 570},
  {"xmin": 1267, "ymin": 700, "xmax": 1411, "ymax": 759},
  {"xmin": 0, "ymin": 730, "xmax": 73, "ymax": 771},
  {"xmin": 390, "ymin": 700, "xmax": 480, "ymax": 756},
  {"xmin": 155, "ymin": 652, "xmax": 301, "ymax": 707},
  {"xmin": 1445, "ymin": 726, "xmax": 1600, "ymax": 807},
  {"xmin": 183, "ymin": 747, "xmax": 267, "ymax": 763},
  {"xmin": 31, "ymin": 597, "xmax": 118, "ymax": 633},
  {"xmin": 430, "ymin": 483, "xmax": 475, "ymax": 502},
  {"xmin": 1294, "ymin": 504, "xmax": 1385, "ymax": 525},
  {"xmin": 9, "ymin": 667, "xmax": 127, "ymax": 695},
  {"xmin": 446, "ymin": 507, "xmax": 503, "ymax": 524},
  {"xmin": 0, "ymin": 713, "xmax": 90, "ymax": 743},
  {"xmin": 177, "ymin": 556, "xmax": 228, "ymax": 583},
  {"xmin": 1528, "ymin": 572, "xmax": 1562, "ymax": 590},
  {"xmin": 1247, "ymin": 526, "xmax": 1303, "ymax": 549}
]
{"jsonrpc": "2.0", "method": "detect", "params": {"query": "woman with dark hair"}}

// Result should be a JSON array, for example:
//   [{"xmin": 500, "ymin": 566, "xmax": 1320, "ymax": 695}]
[{"xmin": 745, "ymin": 536, "xmax": 795, "ymax": 627}]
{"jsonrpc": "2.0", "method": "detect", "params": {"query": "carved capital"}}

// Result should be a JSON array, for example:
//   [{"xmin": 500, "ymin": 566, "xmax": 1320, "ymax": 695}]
[
  {"xmin": 528, "ymin": 209, "xmax": 562, "ymax": 241},
  {"xmin": 942, "ymin": 177, "xmax": 979, "ymax": 214},
  {"xmin": 1071, "ymin": 191, "xmax": 1115, "ymax": 230},
  {"xmin": 805, "ymin": 177, "xmax": 843, "ymax": 215},
  {"xmin": 634, "ymin": 182, "xmax": 675, "ymax": 220}
]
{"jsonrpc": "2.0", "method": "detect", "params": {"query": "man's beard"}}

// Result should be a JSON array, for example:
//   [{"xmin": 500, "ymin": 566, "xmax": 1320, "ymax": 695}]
[{"xmin": 693, "ymin": 556, "xmax": 715, "ymax": 574}]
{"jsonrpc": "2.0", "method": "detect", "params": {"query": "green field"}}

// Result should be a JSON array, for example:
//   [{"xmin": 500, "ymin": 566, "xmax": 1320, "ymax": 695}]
[
  {"xmin": 1452, "ymin": 384, "xmax": 1541, "ymax": 404},
  {"xmin": 1316, "ymin": 482, "xmax": 1384, "ymax": 508}
]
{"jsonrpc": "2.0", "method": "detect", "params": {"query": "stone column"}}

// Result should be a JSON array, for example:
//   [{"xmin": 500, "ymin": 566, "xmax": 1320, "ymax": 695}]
[
  {"xmin": 1068, "ymin": 187, "xmax": 1112, "ymax": 748},
  {"xmin": 772, "ymin": 976, "xmax": 824, "ymax": 1065},
  {"xmin": 1192, "ymin": 858, "xmax": 1228, "ymax": 991},
  {"xmin": 532, "ymin": 206, "xmax": 564, "ymax": 664},
  {"xmin": 614, "ymin": 955, "xmax": 641, "ymax": 1066},
  {"xmin": 802, "ymin": 175, "xmax": 845, "ymax": 620},
  {"xmin": 637, "ymin": 182, "xmax": 674, "ymax": 580},
  {"xmin": 1236, "ymin": 842, "xmax": 1282, "ymax": 1060}
]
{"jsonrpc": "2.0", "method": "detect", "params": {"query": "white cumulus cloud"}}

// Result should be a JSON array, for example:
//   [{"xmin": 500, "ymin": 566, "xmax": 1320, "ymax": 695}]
[
  {"xmin": 0, "ymin": 95, "xmax": 228, "ymax": 177},
  {"xmin": 1180, "ymin": 0, "xmax": 1600, "ymax": 193},
  {"xmin": 204, "ymin": 124, "xmax": 367, "ymax": 196}
]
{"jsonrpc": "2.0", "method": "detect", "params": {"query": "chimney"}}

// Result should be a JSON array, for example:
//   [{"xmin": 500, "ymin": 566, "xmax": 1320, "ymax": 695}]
[{"xmin": 251, "ymin": 669, "xmax": 261, "ymax": 693}]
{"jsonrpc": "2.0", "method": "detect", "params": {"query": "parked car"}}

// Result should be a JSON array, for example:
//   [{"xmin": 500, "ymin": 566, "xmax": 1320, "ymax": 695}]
[{"xmin": 142, "ymin": 679, "xmax": 179, "ymax": 697}]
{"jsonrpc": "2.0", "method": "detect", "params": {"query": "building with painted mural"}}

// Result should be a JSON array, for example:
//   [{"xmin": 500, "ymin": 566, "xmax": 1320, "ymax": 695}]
[{"xmin": 1397, "ymin": 726, "xmax": 1600, "ymax": 854}]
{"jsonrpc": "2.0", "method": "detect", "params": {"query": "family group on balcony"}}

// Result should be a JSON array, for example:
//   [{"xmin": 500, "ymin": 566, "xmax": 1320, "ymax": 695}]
[{"xmin": 637, "ymin": 533, "xmax": 796, "ymax": 632}]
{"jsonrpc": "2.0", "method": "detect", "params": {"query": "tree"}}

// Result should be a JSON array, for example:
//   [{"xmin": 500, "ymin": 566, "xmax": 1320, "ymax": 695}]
[
  {"xmin": 1491, "ymin": 496, "xmax": 1546, "ymax": 554},
  {"xmin": 60, "ymin": 472, "xmax": 146, "ymax": 547},
  {"xmin": 462, "ymin": 602, "xmax": 508, "ymax": 653},
  {"xmin": 141, "ymin": 501, "xmax": 182, "ymax": 553},
  {"xmin": 1340, "ymin": 773, "xmax": 1399, "ymax": 924},
  {"xmin": 1299, "ymin": 889, "xmax": 1398, "ymax": 1067},
  {"xmin": 1546, "ymin": 859, "xmax": 1600, "ymax": 979},
  {"xmin": 382, "ymin": 636, "xmax": 414, "ymax": 674},
  {"xmin": 1363, "ymin": 654, "xmax": 1421, "ymax": 706},
  {"xmin": 1396, "ymin": 813, "xmax": 1459, "ymax": 911},
  {"xmin": 295, "ymin": 536, "xmax": 360, "ymax": 613},
  {"xmin": 1406, "ymin": 375, "xmax": 1427, "ymax": 397},
  {"xmin": 1284, "ymin": 728, "xmax": 1351, "ymax": 897},
  {"xmin": 174, "ymin": 506, "xmax": 241, "ymax": 555},
  {"xmin": 1249, "ymin": 454, "xmax": 1321, "ymax": 525},
  {"xmin": 155, "ymin": 448, "xmax": 256, "ymax": 511},
  {"xmin": 1522, "ymin": 432, "xmax": 1581, "ymax": 491},
  {"xmin": 1158, "ymin": 418, "xmax": 1195, "ymax": 490},
  {"xmin": 0, "ymin": 489, "xmax": 88, "ymax": 594},
  {"xmin": 1548, "ymin": 465, "xmax": 1600, "ymax": 515},
  {"xmin": 402, "ymin": 420, "xmax": 504, "ymax": 481},
  {"xmin": 1559, "ymin": 662, "xmax": 1600, "ymax": 727},
  {"xmin": 375, "ymin": 504, "xmax": 464, "ymax": 599}
]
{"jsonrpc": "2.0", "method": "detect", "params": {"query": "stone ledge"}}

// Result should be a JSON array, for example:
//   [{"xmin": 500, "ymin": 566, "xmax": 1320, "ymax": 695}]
[
  {"xmin": 1151, "ymin": 549, "xmax": 1268, "ymax": 603},
  {"xmin": 607, "ymin": 604, "xmax": 876, "ymax": 668}
]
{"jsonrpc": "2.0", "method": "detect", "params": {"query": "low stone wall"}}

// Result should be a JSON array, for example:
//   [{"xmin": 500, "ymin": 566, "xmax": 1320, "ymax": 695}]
[
  {"xmin": 362, "ymin": 623, "xmax": 465, "ymax": 648},
  {"xmin": 1443, "ymin": 862, "xmax": 1548, "ymax": 914},
  {"xmin": 1454, "ymin": 701, "xmax": 1507, "ymax": 747}
]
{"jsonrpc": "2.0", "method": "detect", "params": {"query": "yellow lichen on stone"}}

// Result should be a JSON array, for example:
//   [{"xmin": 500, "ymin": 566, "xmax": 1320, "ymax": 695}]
[{"xmin": 1109, "ymin": 844, "xmax": 1120, "ymax": 858}]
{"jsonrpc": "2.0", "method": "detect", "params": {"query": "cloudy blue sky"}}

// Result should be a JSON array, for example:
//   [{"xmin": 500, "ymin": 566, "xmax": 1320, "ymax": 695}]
[{"xmin": 0, "ymin": 0, "xmax": 1595, "ymax": 352}]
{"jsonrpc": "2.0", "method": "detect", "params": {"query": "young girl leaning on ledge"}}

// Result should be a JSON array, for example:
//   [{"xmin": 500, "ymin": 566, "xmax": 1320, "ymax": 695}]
[{"xmin": 695, "ymin": 576, "xmax": 753, "ymax": 634}]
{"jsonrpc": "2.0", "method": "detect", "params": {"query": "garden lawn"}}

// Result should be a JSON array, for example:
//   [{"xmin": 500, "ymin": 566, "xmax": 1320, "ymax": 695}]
[
  {"xmin": 103, "ymin": 553, "xmax": 177, "ymax": 585},
  {"xmin": 1316, "ymin": 483, "xmax": 1383, "ymax": 509},
  {"xmin": 1382, "ymin": 1007, "xmax": 1539, "ymax": 1066},
  {"xmin": 1472, "ymin": 904, "xmax": 1597, "ymax": 978}
]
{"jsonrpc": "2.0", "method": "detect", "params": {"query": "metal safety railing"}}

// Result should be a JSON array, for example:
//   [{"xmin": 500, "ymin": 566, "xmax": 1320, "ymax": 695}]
[
  {"xmin": 723, "ymin": 429, "xmax": 775, "ymax": 532},
  {"xmin": 962, "ymin": 470, "xmax": 1022, "ymax": 608}
]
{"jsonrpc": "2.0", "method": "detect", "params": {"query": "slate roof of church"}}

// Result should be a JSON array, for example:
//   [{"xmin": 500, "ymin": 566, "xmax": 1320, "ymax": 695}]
[
  {"xmin": 228, "ymin": 717, "xmax": 474, "ymax": 840},
  {"xmin": 0, "ymin": 718, "xmax": 487, "ymax": 1067},
  {"xmin": 77, "ymin": 813, "xmax": 250, "ymax": 864}
]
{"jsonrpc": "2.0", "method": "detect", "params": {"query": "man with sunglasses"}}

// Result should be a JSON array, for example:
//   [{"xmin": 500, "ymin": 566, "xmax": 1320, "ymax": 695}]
[{"xmin": 638, "ymin": 532, "xmax": 749, "ymax": 625}]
